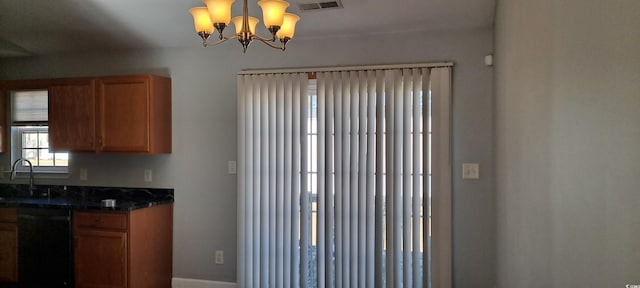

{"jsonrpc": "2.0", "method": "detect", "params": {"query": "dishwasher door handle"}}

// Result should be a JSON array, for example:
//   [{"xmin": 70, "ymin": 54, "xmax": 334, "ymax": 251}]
[{"xmin": 19, "ymin": 214, "xmax": 71, "ymax": 221}]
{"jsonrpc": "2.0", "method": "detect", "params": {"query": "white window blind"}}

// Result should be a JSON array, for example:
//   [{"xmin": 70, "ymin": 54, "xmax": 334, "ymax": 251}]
[
  {"xmin": 12, "ymin": 90, "xmax": 49, "ymax": 124},
  {"xmin": 238, "ymin": 65, "xmax": 451, "ymax": 288}
]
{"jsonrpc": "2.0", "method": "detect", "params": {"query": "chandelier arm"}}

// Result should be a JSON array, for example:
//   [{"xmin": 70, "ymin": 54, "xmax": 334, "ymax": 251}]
[
  {"xmin": 208, "ymin": 34, "xmax": 240, "ymax": 46},
  {"xmin": 252, "ymin": 33, "xmax": 277, "ymax": 43},
  {"xmin": 254, "ymin": 37, "xmax": 286, "ymax": 50}
]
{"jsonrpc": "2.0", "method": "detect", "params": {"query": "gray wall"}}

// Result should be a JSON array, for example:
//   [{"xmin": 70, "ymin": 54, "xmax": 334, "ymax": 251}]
[
  {"xmin": 495, "ymin": 0, "xmax": 640, "ymax": 287},
  {"xmin": 1, "ymin": 27, "xmax": 495, "ymax": 286}
]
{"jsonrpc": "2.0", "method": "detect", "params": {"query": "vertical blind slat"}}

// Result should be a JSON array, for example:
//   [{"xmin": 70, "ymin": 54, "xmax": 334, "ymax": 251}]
[
  {"xmin": 392, "ymin": 70, "xmax": 403, "ymax": 288},
  {"xmin": 357, "ymin": 71, "xmax": 367, "ymax": 288},
  {"xmin": 276, "ymin": 74, "xmax": 286, "ymax": 288},
  {"xmin": 342, "ymin": 71, "xmax": 352, "ymax": 288},
  {"xmin": 348, "ymin": 71, "xmax": 360, "ymax": 288},
  {"xmin": 393, "ymin": 71, "xmax": 402, "ymax": 288},
  {"xmin": 317, "ymin": 74, "xmax": 327, "ymax": 288},
  {"xmin": 255, "ymin": 75, "xmax": 262, "ymax": 287},
  {"xmin": 430, "ymin": 67, "xmax": 453, "ymax": 288},
  {"xmin": 422, "ymin": 68, "xmax": 431, "ymax": 288},
  {"xmin": 431, "ymin": 68, "xmax": 441, "ymax": 288},
  {"xmin": 402, "ymin": 69, "xmax": 413, "ymax": 288},
  {"xmin": 325, "ymin": 73, "xmax": 336, "ymax": 288},
  {"xmin": 375, "ymin": 70, "xmax": 385, "ymax": 288},
  {"xmin": 269, "ymin": 74, "xmax": 277, "ymax": 288},
  {"xmin": 252, "ymin": 74, "xmax": 262, "ymax": 288},
  {"xmin": 384, "ymin": 71, "xmax": 394, "ymax": 288},
  {"xmin": 237, "ymin": 76, "xmax": 247, "ymax": 288},
  {"xmin": 260, "ymin": 74, "xmax": 270, "ymax": 288},
  {"xmin": 283, "ymin": 75, "xmax": 294, "ymax": 288},
  {"xmin": 300, "ymin": 74, "xmax": 310, "ymax": 288},
  {"xmin": 365, "ymin": 70, "xmax": 377, "ymax": 288},
  {"xmin": 334, "ymin": 71, "xmax": 344, "ymax": 288},
  {"xmin": 292, "ymin": 74, "xmax": 302, "ymax": 288},
  {"xmin": 244, "ymin": 75, "xmax": 252, "ymax": 287},
  {"xmin": 411, "ymin": 69, "xmax": 424, "ymax": 288}
]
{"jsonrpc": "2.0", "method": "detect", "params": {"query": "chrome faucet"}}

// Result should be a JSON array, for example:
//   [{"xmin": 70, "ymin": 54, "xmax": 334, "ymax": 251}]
[{"xmin": 10, "ymin": 157, "xmax": 34, "ymax": 196}]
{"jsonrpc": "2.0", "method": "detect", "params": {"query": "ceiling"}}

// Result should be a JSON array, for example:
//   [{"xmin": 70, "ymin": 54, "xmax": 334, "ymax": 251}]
[{"xmin": 0, "ymin": 0, "xmax": 495, "ymax": 58}]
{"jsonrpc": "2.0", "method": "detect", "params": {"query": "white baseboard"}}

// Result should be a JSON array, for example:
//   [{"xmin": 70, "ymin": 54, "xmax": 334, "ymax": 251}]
[{"xmin": 172, "ymin": 277, "xmax": 237, "ymax": 288}]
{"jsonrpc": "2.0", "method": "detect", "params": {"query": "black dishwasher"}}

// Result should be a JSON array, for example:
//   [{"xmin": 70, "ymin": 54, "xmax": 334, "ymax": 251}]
[{"xmin": 17, "ymin": 207, "xmax": 73, "ymax": 287}]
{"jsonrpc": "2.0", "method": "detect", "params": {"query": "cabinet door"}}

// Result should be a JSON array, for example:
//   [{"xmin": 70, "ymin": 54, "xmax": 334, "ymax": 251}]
[
  {"xmin": 97, "ymin": 76, "xmax": 150, "ymax": 152},
  {"xmin": 74, "ymin": 229, "xmax": 127, "ymax": 288},
  {"xmin": 0, "ymin": 84, "xmax": 6, "ymax": 153},
  {"xmin": 0, "ymin": 223, "xmax": 18, "ymax": 283},
  {"xmin": 49, "ymin": 81, "xmax": 97, "ymax": 152}
]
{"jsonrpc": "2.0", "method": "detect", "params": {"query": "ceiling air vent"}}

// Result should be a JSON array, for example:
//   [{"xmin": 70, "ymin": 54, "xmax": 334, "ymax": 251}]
[{"xmin": 298, "ymin": 0, "xmax": 343, "ymax": 11}]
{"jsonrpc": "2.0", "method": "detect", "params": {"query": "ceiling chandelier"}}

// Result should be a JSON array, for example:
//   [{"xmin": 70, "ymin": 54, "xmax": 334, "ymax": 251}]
[{"xmin": 189, "ymin": 0, "xmax": 300, "ymax": 52}]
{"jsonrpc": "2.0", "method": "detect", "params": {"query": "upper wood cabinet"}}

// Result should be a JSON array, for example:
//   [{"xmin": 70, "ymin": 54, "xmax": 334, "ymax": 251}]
[
  {"xmin": 48, "ymin": 75, "xmax": 172, "ymax": 154},
  {"xmin": 49, "ymin": 78, "xmax": 97, "ymax": 152},
  {"xmin": 97, "ymin": 75, "xmax": 171, "ymax": 153}
]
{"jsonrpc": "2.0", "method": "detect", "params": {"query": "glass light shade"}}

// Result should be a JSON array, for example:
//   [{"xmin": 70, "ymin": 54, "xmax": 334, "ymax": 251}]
[
  {"xmin": 257, "ymin": 0, "xmax": 289, "ymax": 28},
  {"xmin": 231, "ymin": 16, "xmax": 259, "ymax": 34},
  {"xmin": 203, "ymin": 0, "xmax": 235, "ymax": 25},
  {"xmin": 276, "ymin": 13, "xmax": 300, "ymax": 39},
  {"xmin": 189, "ymin": 7, "xmax": 214, "ymax": 34}
]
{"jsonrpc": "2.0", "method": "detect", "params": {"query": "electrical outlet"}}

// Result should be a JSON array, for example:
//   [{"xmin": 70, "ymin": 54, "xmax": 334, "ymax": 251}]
[
  {"xmin": 215, "ymin": 250, "xmax": 224, "ymax": 265},
  {"xmin": 79, "ymin": 168, "xmax": 88, "ymax": 181},
  {"xmin": 144, "ymin": 169, "xmax": 153, "ymax": 182},
  {"xmin": 462, "ymin": 163, "xmax": 480, "ymax": 179}
]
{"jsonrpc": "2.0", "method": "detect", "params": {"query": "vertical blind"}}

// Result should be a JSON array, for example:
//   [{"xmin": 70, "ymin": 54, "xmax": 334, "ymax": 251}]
[
  {"xmin": 238, "ymin": 66, "xmax": 451, "ymax": 288},
  {"xmin": 238, "ymin": 73, "xmax": 309, "ymax": 288}
]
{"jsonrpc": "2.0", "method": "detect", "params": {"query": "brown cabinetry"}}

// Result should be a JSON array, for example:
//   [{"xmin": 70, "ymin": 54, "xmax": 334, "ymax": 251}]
[
  {"xmin": 49, "ymin": 79, "xmax": 97, "ymax": 152},
  {"xmin": 0, "ymin": 208, "xmax": 18, "ymax": 283},
  {"xmin": 74, "ymin": 204, "xmax": 173, "ymax": 288},
  {"xmin": 49, "ymin": 75, "xmax": 172, "ymax": 154},
  {"xmin": 75, "ymin": 229, "xmax": 128, "ymax": 288},
  {"xmin": 0, "ymin": 81, "xmax": 7, "ymax": 153}
]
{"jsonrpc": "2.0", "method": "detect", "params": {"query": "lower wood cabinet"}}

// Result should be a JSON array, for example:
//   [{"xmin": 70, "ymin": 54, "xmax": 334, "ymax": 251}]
[
  {"xmin": 75, "ymin": 229, "xmax": 128, "ymax": 288},
  {"xmin": 0, "ymin": 208, "xmax": 18, "ymax": 283},
  {"xmin": 74, "ymin": 204, "xmax": 173, "ymax": 288}
]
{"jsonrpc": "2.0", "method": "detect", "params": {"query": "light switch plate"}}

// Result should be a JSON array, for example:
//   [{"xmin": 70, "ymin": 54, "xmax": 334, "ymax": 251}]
[
  {"xmin": 462, "ymin": 163, "xmax": 480, "ymax": 179},
  {"xmin": 228, "ymin": 161, "xmax": 237, "ymax": 174}
]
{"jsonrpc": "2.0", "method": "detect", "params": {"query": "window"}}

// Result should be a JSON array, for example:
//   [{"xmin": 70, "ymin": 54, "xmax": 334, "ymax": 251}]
[
  {"xmin": 15, "ymin": 126, "xmax": 69, "ymax": 170},
  {"xmin": 11, "ymin": 90, "xmax": 69, "ymax": 174}
]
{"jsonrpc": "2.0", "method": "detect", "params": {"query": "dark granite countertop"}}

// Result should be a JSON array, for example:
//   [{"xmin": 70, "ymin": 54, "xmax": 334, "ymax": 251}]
[{"xmin": 0, "ymin": 184, "xmax": 174, "ymax": 211}]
